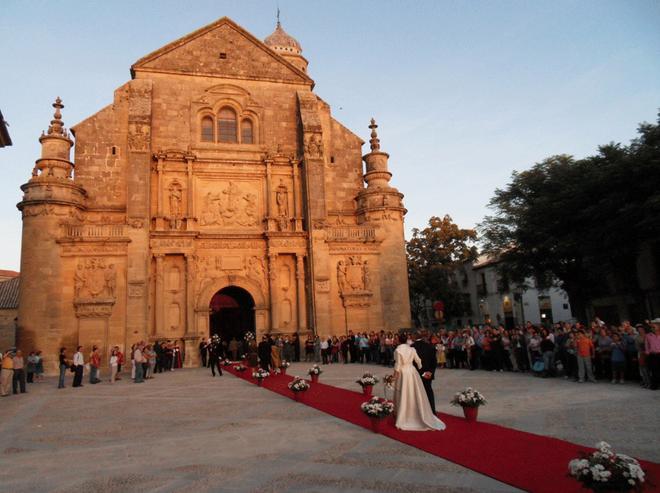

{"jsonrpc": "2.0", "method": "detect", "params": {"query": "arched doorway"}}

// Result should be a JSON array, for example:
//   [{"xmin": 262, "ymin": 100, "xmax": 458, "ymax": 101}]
[{"xmin": 209, "ymin": 286, "xmax": 255, "ymax": 341}]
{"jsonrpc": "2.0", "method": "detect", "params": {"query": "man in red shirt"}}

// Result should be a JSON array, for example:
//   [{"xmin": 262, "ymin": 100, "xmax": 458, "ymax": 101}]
[{"xmin": 576, "ymin": 330, "xmax": 596, "ymax": 383}]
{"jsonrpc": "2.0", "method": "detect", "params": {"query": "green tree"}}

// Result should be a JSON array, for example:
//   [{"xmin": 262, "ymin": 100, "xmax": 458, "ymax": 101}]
[
  {"xmin": 406, "ymin": 215, "xmax": 478, "ymax": 327},
  {"xmin": 480, "ymin": 114, "xmax": 660, "ymax": 320}
]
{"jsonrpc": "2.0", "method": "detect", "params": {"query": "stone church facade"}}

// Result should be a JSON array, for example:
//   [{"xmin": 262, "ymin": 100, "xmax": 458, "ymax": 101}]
[{"xmin": 16, "ymin": 17, "xmax": 411, "ymax": 371}]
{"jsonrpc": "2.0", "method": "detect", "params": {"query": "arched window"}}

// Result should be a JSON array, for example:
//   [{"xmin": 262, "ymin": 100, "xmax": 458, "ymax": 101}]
[
  {"xmin": 217, "ymin": 107, "xmax": 237, "ymax": 143},
  {"xmin": 201, "ymin": 116, "xmax": 214, "ymax": 142},
  {"xmin": 241, "ymin": 119, "xmax": 254, "ymax": 144}
]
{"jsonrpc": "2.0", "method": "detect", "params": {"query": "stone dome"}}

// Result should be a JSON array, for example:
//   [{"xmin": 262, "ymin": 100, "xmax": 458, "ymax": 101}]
[{"xmin": 264, "ymin": 23, "xmax": 302, "ymax": 55}]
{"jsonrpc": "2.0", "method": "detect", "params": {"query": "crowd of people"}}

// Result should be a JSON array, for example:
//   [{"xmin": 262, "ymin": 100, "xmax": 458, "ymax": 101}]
[
  {"xmin": 430, "ymin": 318, "xmax": 660, "ymax": 390},
  {"xmin": 0, "ymin": 339, "xmax": 189, "ymax": 396},
  {"xmin": 2, "ymin": 317, "xmax": 658, "ymax": 395}
]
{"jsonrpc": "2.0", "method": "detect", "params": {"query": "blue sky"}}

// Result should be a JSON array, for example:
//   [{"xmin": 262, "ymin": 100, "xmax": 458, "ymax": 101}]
[{"xmin": 1, "ymin": 0, "xmax": 659, "ymax": 270}]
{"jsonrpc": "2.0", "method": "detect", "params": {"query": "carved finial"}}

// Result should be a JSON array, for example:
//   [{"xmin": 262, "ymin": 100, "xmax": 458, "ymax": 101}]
[
  {"xmin": 276, "ymin": 6, "xmax": 281, "ymax": 28},
  {"xmin": 47, "ymin": 97, "xmax": 65, "ymax": 136},
  {"xmin": 368, "ymin": 118, "xmax": 380, "ymax": 151}
]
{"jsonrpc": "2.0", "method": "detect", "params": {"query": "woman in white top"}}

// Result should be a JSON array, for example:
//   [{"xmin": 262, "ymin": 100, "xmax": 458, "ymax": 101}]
[
  {"xmin": 109, "ymin": 349, "xmax": 118, "ymax": 383},
  {"xmin": 393, "ymin": 334, "xmax": 446, "ymax": 431}
]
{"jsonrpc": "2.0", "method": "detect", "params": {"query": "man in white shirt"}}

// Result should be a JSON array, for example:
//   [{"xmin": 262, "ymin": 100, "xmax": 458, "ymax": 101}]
[
  {"xmin": 73, "ymin": 346, "xmax": 84, "ymax": 387},
  {"xmin": 134, "ymin": 343, "xmax": 145, "ymax": 383}
]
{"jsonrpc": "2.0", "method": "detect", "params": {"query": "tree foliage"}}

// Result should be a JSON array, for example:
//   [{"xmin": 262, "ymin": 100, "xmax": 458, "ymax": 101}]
[
  {"xmin": 480, "ymin": 113, "xmax": 660, "ymax": 319},
  {"xmin": 407, "ymin": 215, "xmax": 478, "ymax": 326}
]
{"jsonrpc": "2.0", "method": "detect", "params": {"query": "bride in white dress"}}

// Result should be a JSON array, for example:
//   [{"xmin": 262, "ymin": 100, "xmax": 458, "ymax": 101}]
[{"xmin": 393, "ymin": 335, "xmax": 446, "ymax": 431}]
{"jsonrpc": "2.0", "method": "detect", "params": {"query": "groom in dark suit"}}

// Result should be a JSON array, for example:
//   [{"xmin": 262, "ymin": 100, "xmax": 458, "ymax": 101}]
[{"xmin": 413, "ymin": 330, "xmax": 437, "ymax": 414}]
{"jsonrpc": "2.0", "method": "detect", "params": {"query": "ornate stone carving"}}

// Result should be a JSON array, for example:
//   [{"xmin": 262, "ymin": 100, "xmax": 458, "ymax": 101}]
[
  {"xmin": 74, "ymin": 258, "xmax": 117, "ymax": 300},
  {"xmin": 199, "ymin": 181, "xmax": 259, "ymax": 227},
  {"xmin": 337, "ymin": 256, "xmax": 371, "ymax": 294},
  {"xmin": 247, "ymin": 256, "xmax": 266, "ymax": 286},
  {"xmin": 304, "ymin": 133, "xmax": 324, "ymax": 159},
  {"xmin": 127, "ymin": 122, "xmax": 150, "ymax": 152},
  {"xmin": 74, "ymin": 300, "xmax": 115, "ymax": 318}
]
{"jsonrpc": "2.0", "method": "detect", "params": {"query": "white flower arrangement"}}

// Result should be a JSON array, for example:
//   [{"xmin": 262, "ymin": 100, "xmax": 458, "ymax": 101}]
[
  {"xmin": 569, "ymin": 442, "xmax": 645, "ymax": 492},
  {"xmin": 279, "ymin": 360, "xmax": 291, "ymax": 368},
  {"xmin": 244, "ymin": 331, "xmax": 255, "ymax": 342},
  {"xmin": 308, "ymin": 364, "xmax": 323, "ymax": 376},
  {"xmin": 233, "ymin": 364, "xmax": 246, "ymax": 372},
  {"xmin": 222, "ymin": 359, "xmax": 232, "ymax": 366},
  {"xmin": 356, "ymin": 373, "xmax": 379, "ymax": 387},
  {"xmin": 252, "ymin": 368, "xmax": 270, "ymax": 379},
  {"xmin": 288, "ymin": 376, "xmax": 310, "ymax": 392},
  {"xmin": 360, "ymin": 396, "xmax": 395, "ymax": 418},
  {"xmin": 450, "ymin": 387, "xmax": 487, "ymax": 408}
]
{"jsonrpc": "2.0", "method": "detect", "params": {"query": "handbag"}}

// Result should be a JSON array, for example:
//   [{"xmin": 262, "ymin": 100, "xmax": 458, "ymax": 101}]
[{"xmin": 532, "ymin": 360, "xmax": 545, "ymax": 372}]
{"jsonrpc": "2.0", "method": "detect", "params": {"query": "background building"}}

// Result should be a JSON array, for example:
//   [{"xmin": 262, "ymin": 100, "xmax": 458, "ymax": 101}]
[
  {"xmin": 0, "ymin": 271, "xmax": 19, "ymax": 349},
  {"xmin": 444, "ymin": 255, "xmax": 573, "ymax": 329}
]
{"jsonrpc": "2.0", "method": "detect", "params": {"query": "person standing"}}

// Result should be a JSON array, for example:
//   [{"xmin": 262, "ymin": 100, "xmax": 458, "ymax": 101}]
[
  {"xmin": 26, "ymin": 351, "xmax": 37, "ymax": 384},
  {"xmin": 229, "ymin": 338, "xmax": 239, "ymax": 361},
  {"xmin": 412, "ymin": 331, "xmax": 438, "ymax": 415},
  {"xmin": 1, "ymin": 350, "xmax": 14, "ymax": 396},
  {"xmin": 199, "ymin": 338, "xmax": 208, "ymax": 368},
  {"xmin": 393, "ymin": 334, "xmax": 445, "ymax": 431},
  {"xmin": 576, "ymin": 331, "xmax": 596, "ymax": 383},
  {"xmin": 73, "ymin": 346, "xmax": 85, "ymax": 387},
  {"xmin": 645, "ymin": 319, "xmax": 660, "ymax": 390},
  {"xmin": 292, "ymin": 333, "xmax": 300, "ymax": 362},
  {"xmin": 58, "ymin": 347, "xmax": 69, "ymax": 389},
  {"xmin": 109, "ymin": 348, "xmax": 119, "ymax": 383},
  {"xmin": 89, "ymin": 346, "xmax": 101, "ymax": 384},
  {"xmin": 636, "ymin": 326, "xmax": 650, "ymax": 388},
  {"xmin": 258, "ymin": 336, "xmax": 271, "ymax": 371},
  {"xmin": 133, "ymin": 343, "xmax": 145, "ymax": 383},
  {"xmin": 12, "ymin": 350, "xmax": 27, "ymax": 394},
  {"xmin": 208, "ymin": 335, "xmax": 223, "ymax": 377}
]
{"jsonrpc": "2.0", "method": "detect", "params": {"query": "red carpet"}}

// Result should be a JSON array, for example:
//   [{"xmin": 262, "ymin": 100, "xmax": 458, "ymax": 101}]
[{"xmin": 226, "ymin": 366, "xmax": 660, "ymax": 493}]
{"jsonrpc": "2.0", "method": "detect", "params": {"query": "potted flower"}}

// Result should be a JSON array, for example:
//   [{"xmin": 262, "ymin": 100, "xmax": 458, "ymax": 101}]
[
  {"xmin": 360, "ymin": 396, "xmax": 395, "ymax": 433},
  {"xmin": 383, "ymin": 374, "xmax": 395, "ymax": 400},
  {"xmin": 307, "ymin": 364, "xmax": 323, "ymax": 383},
  {"xmin": 356, "ymin": 373, "xmax": 379, "ymax": 397},
  {"xmin": 279, "ymin": 360, "xmax": 291, "ymax": 376},
  {"xmin": 450, "ymin": 387, "xmax": 486, "ymax": 422},
  {"xmin": 288, "ymin": 376, "xmax": 310, "ymax": 401},
  {"xmin": 233, "ymin": 364, "xmax": 246, "ymax": 372},
  {"xmin": 222, "ymin": 359, "xmax": 232, "ymax": 366},
  {"xmin": 569, "ymin": 442, "xmax": 646, "ymax": 492},
  {"xmin": 252, "ymin": 368, "xmax": 269, "ymax": 386}
]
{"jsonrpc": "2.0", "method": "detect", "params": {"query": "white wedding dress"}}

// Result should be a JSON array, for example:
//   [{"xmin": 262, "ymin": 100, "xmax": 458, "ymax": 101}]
[{"xmin": 393, "ymin": 344, "xmax": 446, "ymax": 431}]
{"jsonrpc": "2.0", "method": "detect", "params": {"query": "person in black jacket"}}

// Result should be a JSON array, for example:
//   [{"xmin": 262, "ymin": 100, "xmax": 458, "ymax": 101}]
[
  {"xmin": 412, "ymin": 330, "xmax": 438, "ymax": 415},
  {"xmin": 208, "ymin": 335, "xmax": 223, "ymax": 377},
  {"xmin": 258, "ymin": 336, "xmax": 271, "ymax": 371}
]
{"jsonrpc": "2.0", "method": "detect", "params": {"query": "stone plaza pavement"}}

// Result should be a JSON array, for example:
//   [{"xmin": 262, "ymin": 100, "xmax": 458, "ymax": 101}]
[{"xmin": 0, "ymin": 363, "xmax": 658, "ymax": 493}]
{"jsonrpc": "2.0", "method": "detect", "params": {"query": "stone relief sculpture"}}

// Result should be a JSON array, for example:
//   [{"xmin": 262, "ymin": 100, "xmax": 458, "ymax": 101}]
[
  {"xmin": 303, "ymin": 133, "xmax": 323, "ymax": 159},
  {"xmin": 74, "ymin": 258, "xmax": 117, "ymax": 300},
  {"xmin": 247, "ymin": 256, "xmax": 266, "ymax": 286},
  {"xmin": 199, "ymin": 182, "xmax": 259, "ymax": 227},
  {"xmin": 337, "ymin": 256, "xmax": 372, "ymax": 294}
]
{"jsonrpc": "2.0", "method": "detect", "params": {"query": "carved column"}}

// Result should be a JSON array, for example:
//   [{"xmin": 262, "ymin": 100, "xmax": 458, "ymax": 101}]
[
  {"xmin": 292, "ymin": 158, "xmax": 302, "ymax": 232},
  {"xmin": 265, "ymin": 158, "xmax": 274, "ymax": 230},
  {"xmin": 185, "ymin": 154, "xmax": 195, "ymax": 219},
  {"xmin": 296, "ymin": 254, "xmax": 306, "ymax": 333},
  {"xmin": 268, "ymin": 253, "xmax": 279, "ymax": 331},
  {"xmin": 155, "ymin": 254, "xmax": 165, "ymax": 335},
  {"xmin": 156, "ymin": 155, "xmax": 164, "ymax": 217},
  {"xmin": 184, "ymin": 254, "xmax": 194, "ymax": 335}
]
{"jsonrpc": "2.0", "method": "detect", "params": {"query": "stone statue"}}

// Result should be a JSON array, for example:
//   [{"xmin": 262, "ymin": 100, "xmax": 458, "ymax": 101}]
[
  {"xmin": 247, "ymin": 256, "xmax": 265, "ymax": 284},
  {"xmin": 169, "ymin": 182, "xmax": 182, "ymax": 217},
  {"xmin": 337, "ymin": 260, "xmax": 347, "ymax": 293},
  {"xmin": 276, "ymin": 180, "xmax": 289, "ymax": 217},
  {"xmin": 362, "ymin": 260, "xmax": 371, "ymax": 291},
  {"xmin": 74, "ymin": 264, "xmax": 85, "ymax": 298},
  {"xmin": 105, "ymin": 264, "xmax": 117, "ymax": 298}
]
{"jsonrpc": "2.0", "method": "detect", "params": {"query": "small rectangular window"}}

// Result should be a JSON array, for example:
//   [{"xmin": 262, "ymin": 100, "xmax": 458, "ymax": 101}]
[{"xmin": 219, "ymin": 52, "xmax": 227, "ymax": 59}]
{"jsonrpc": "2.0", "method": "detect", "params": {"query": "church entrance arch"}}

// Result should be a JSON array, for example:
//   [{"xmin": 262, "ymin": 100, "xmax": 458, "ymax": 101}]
[{"xmin": 209, "ymin": 286, "xmax": 255, "ymax": 342}]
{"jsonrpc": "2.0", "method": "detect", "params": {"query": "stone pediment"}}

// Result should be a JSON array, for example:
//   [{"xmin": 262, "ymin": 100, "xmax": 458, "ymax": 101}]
[{"xmin": 131, "ymin": 17, "xmax": 313, "ymax": 86}]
